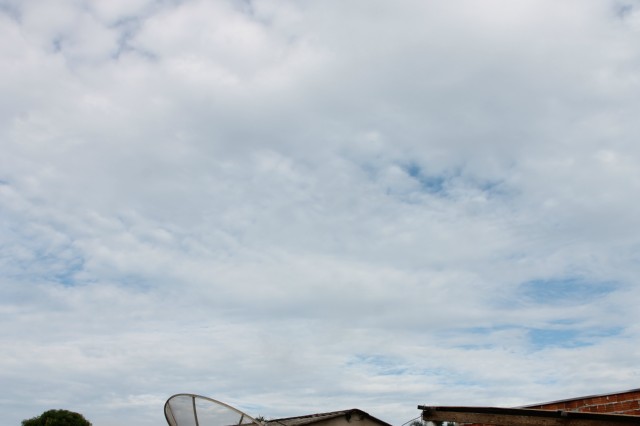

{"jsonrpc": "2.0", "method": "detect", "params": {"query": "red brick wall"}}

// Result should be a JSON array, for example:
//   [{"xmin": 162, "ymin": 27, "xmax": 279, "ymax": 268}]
[{"xmin": 525, "ymin": 389, "xmax": 640, "ymax": 416}]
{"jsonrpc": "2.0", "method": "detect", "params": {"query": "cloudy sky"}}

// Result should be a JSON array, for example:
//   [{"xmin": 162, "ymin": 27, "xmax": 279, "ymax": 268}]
[{"xmin": 2, "ymin": 0, "xmax": 640, "ymax": 425}]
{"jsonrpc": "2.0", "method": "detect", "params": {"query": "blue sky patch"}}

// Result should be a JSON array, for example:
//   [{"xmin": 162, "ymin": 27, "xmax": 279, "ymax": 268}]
[
  {"xmin": 349, "ymin": 354, "xmax": 409, "ymax": 376},
  {"xmin": 51, "ymin": 255, "xmax": 85, "ymax": 286},
  {"xmin": 402, "ymin": 162, "xmax": 447, "ymax": 194},
  {"xmin": 528, "ymin": 326, "xmax": 623, "ymax": 350},
  {"xmin": 528, "ymin": 328, "xmax": 586, "ymax": 349},
  {"xmin": 517, "ymin": 277, "xmax": 617, "ymax": 305},
  {"xmin": 615, "ymin": 3, "xmax": 634, "ymax": 19}
]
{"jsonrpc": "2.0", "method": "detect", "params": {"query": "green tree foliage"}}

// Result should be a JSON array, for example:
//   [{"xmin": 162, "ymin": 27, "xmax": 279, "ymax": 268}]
[{"xmin": 21, "ymin": 409, "xmax": 92, "ymax": 426}]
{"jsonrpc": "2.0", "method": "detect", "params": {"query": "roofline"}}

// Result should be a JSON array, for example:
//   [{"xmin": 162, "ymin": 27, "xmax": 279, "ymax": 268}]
[
  {"xmin": 418, "ymin": 405, "xmax": 640, "ymax": 425},
  {"xmin": 520, "ymin": 388, "xmax": 640, "ymax": 408},
  {"xmin": 271, "ymin": 409, "xmax": 357, "ymax": 422},
  {"xmin": 270, "ymin": 409, "xmax": 393, "ymax": 426}
]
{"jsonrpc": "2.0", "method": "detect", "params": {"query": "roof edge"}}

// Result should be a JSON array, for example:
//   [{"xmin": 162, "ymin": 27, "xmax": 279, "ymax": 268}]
[
  {"xmin": 269, "ymin": 409, "xmax": 392, "ymax": 426},
  {"xmin": 520, "ymin": 387, "xmax": 640, "ymax": 408}
]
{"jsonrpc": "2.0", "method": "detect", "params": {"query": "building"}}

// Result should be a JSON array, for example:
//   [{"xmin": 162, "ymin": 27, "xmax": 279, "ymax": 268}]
[
  {"xmin": 267, "ymin": 409, "xmax": 393, "ymax": 426},
  {"xmin": 419, "ymin": 388, "xmax": 640, "ymax": 425},
  {"xmin": 523, "ymin": 388, "xmax": 640, "ymax": 416}
]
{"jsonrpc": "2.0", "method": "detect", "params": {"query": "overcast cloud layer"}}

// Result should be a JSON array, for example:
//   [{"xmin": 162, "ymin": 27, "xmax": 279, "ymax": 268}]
[{"xmin": 2, "ymin": 1, "xmax": 640, "ymax": 425}]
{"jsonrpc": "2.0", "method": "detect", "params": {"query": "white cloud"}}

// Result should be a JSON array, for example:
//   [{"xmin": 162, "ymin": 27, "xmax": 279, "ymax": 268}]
[{"xmin": 2, "ymin": 0, "xmax": 640, "ymax": 425}]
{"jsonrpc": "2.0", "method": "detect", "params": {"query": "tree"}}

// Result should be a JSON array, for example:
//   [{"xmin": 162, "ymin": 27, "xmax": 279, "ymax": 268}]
[{"xmin": 21, "ymin": 409, "xmax": 92, "ymax": 426}]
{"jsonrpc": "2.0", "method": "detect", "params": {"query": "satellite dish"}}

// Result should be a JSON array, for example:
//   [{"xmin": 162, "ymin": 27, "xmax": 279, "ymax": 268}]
[{"xmin": 165, "ymin": 393, "xmax": 262, "ymax": 426}]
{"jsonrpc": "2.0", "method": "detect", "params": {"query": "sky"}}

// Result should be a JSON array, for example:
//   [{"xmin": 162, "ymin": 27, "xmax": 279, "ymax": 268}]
[{"xmin": 2, "ymin": 0, "xmax": 640, "ymax": 425}]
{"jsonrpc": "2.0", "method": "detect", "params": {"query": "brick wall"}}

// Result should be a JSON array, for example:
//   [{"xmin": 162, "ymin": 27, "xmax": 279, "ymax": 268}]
[{"xmin": 524, "ymin": 388, "xmax": 640, "ymax": 416}]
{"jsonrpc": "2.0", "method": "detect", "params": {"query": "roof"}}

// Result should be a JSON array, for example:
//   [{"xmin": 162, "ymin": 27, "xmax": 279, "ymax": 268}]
[
  {"xmin": 522, "ymin": 388, "xmax": 640, "ymax": 408},
  {"xmin": 267, "ymin": 409, "xmax": 393, "ymax": 426},
  {"xmin": 418, "ymin": 405, "xmax": 640, "ymax": 426}
]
